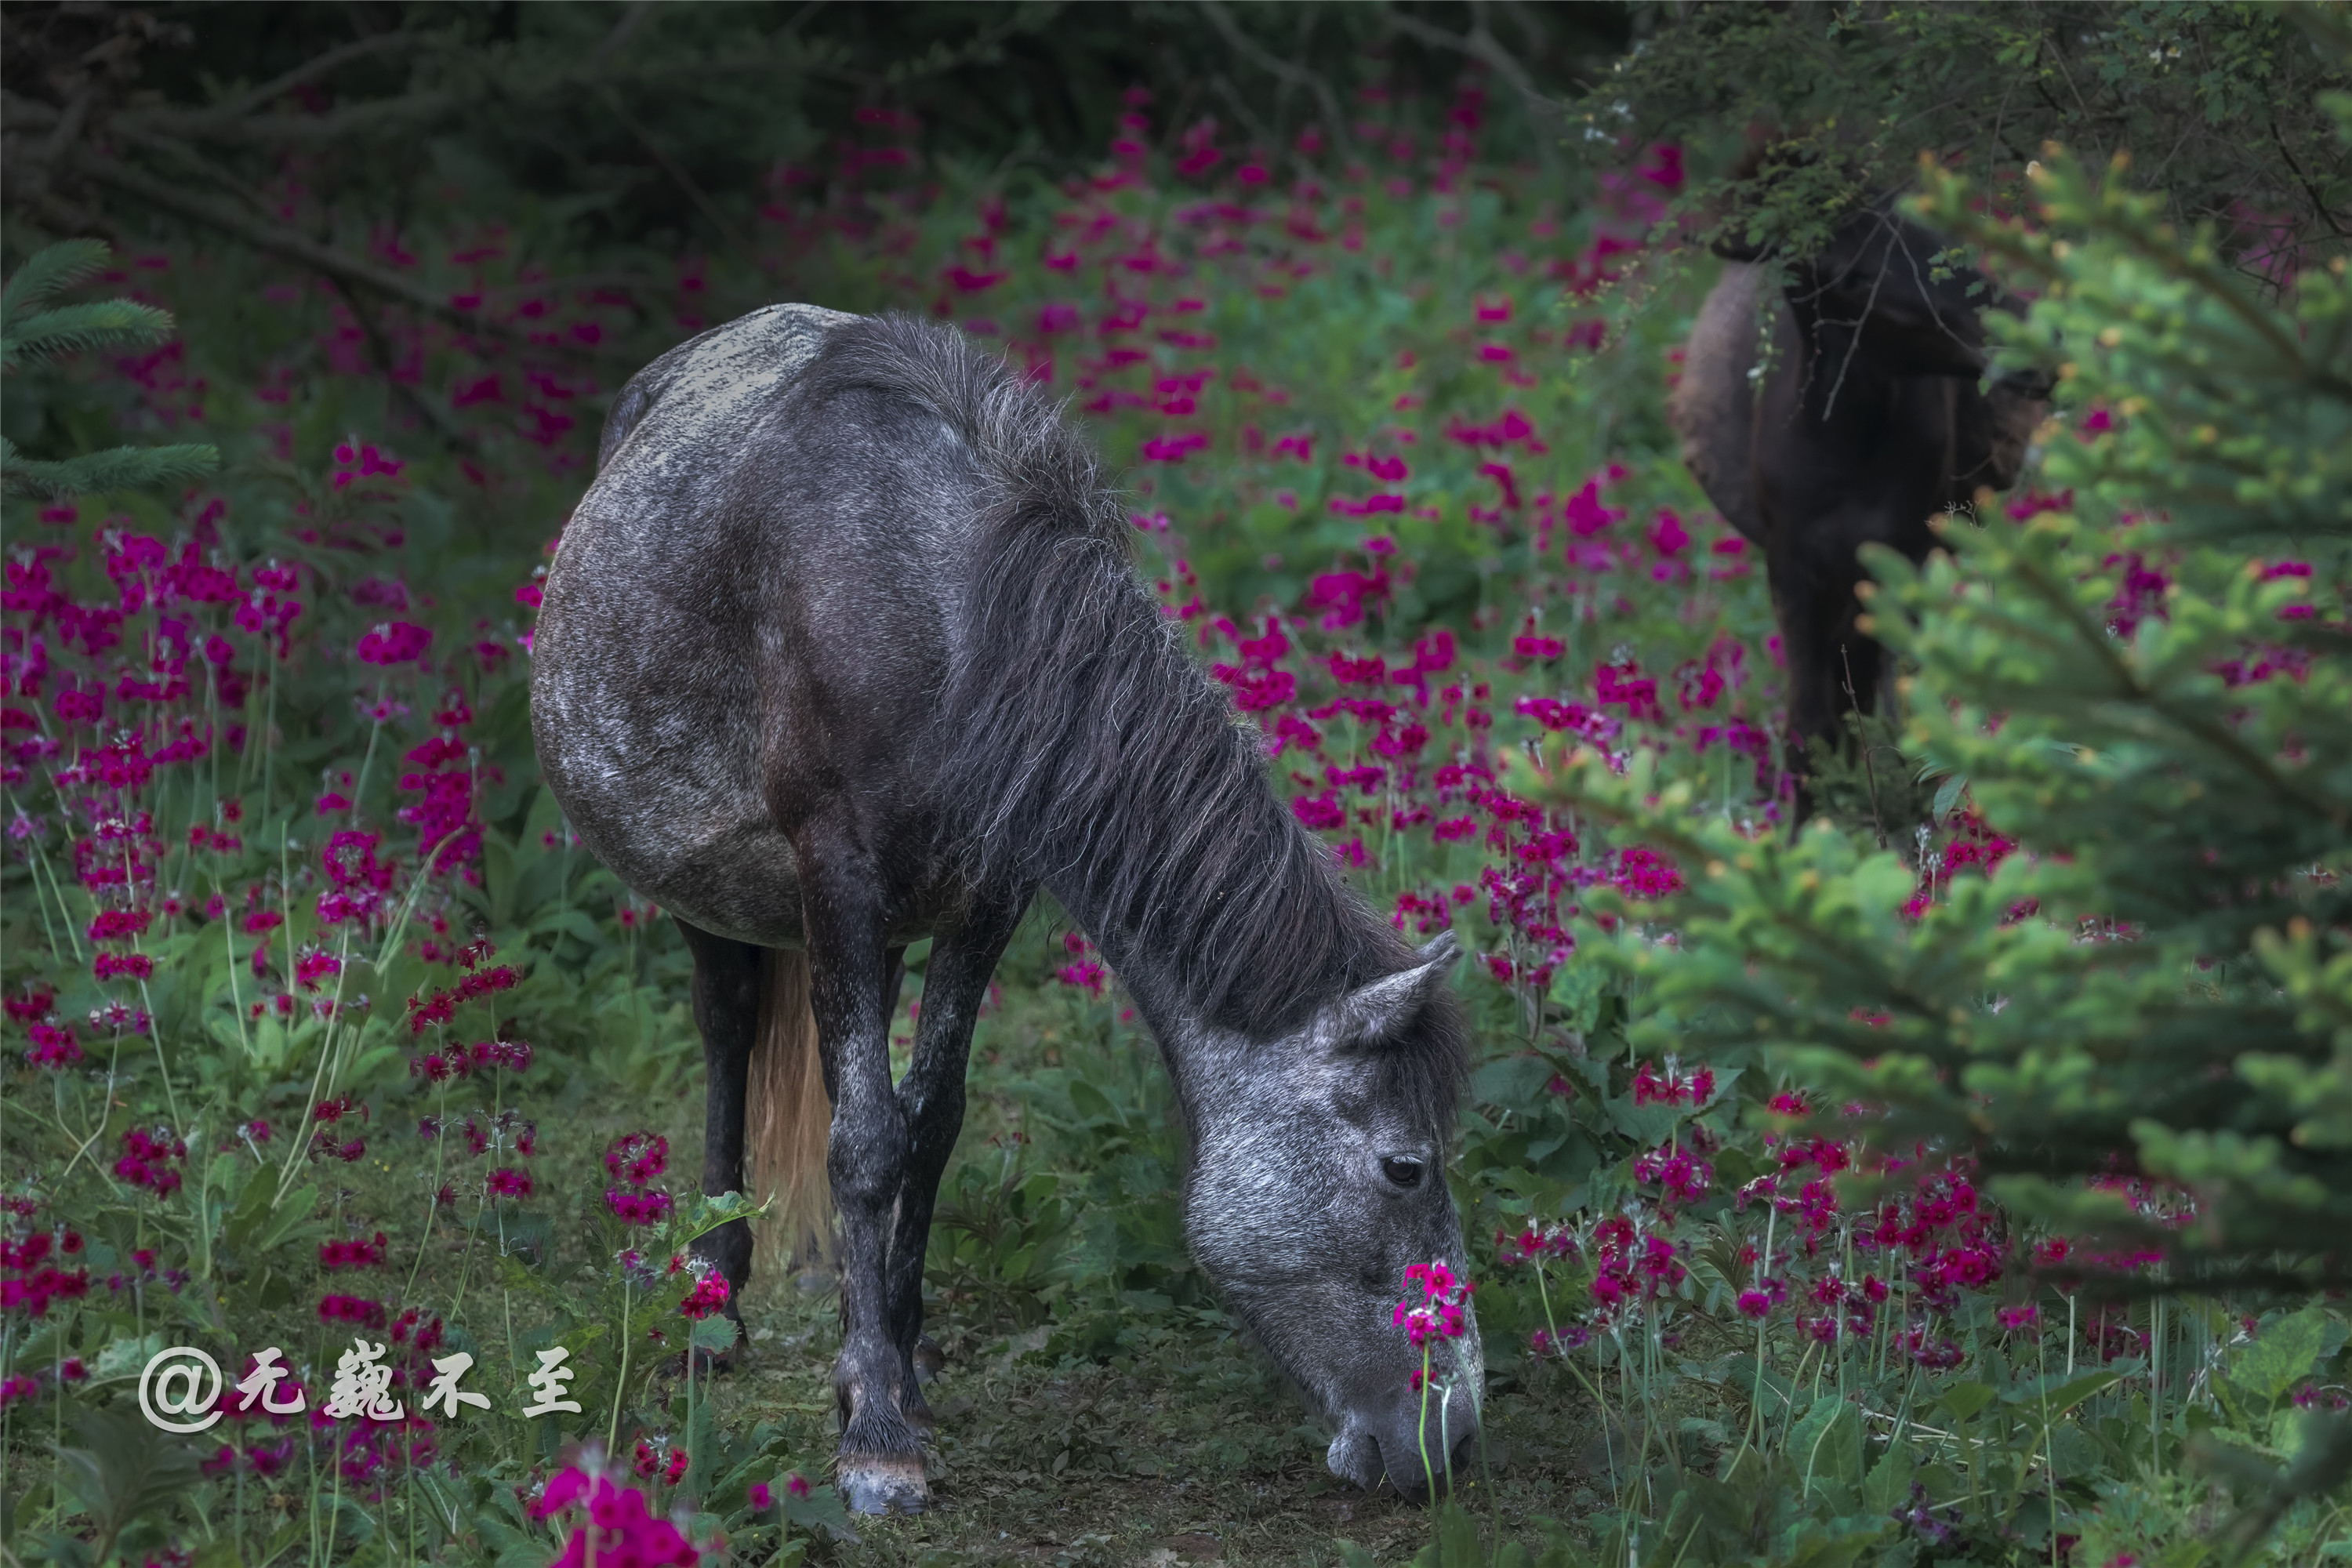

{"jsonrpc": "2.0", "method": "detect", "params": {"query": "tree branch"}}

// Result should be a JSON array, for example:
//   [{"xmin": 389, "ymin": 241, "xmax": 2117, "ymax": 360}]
[
  {"xmin": 1197, "ymin": 0, "xmax": 1356, "ymax": 163},
  {"xmin": 593, "ymin": 84, "xmax": 760, "ymax": 266},
  {"xmin": 1384, "ymin": 5, "xmax": 1566, "ymax": 169},
  {"xmin": 171, "ymin": 31, "xmax": 440, "ymax": 130},
  {"xmin": 65, "ymin": 149, "xmax": 630, "ymax": 365}
]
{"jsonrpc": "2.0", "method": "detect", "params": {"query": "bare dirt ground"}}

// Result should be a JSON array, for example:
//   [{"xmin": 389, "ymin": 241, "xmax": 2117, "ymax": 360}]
[{"xmin": 707, "ymin": 1279, "xmax": 1604, "ymax": 1566}]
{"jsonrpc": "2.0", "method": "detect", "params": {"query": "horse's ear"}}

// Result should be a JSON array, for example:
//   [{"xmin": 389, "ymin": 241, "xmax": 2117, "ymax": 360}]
[{"xmin": 1325, "ymin": 931, "xmax": 1462, "ymax": 1050}]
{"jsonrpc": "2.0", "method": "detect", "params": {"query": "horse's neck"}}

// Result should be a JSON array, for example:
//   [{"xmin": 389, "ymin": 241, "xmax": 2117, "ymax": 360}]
[
  {"xmin": 1041, "ymin": 835, "xmax": 1362, "ymax": 1065},
  {"xmin": 1041, "ymin": 871, "xmax": 1221, "ymax": 1044}
]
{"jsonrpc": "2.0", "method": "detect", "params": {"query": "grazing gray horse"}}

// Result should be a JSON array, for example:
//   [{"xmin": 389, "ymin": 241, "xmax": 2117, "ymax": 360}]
[
  {"xmin": 1670, "ymin": 198, "xmax": 2050, "ymax": 803},
  {"xmin": 532, "ymin": 307, "xmax": 1481, "ymax": 1513}
]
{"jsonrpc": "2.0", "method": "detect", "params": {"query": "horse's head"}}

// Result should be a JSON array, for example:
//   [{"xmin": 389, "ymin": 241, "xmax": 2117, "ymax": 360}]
[
  {"xmin": 1791, "ymin": 197, "xmax": 2028, "ymax": 379},
  {"xmin": 1176, "ymin": 930, "xmax": 1481, "ymax": 1500}
]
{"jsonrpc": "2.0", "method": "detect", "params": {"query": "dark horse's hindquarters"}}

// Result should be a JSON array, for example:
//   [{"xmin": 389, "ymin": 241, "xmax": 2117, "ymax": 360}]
[
  {"xmin": 1671, "ymin": 200, "xmax": 2049, "ymax": 805},
  {"xmin": 532, "ymin": 307, "xmax": 1482, "ymax": 1513}
]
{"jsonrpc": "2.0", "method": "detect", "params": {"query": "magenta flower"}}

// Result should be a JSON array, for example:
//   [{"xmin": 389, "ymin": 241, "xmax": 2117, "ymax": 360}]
[
  {"xmin": 608, "ymin": 1189, "xmax": 674, "ymax": 1225},
  {"xmin": 24, "ymin": 1022, "xmax": 82, "ymax": 1069},
  {"xmin": 317, "ymin": 1294, "xmax": 388, "ymax": 1328},
  {"xmin": 535, "ymin": 1465, "xmax": 701, "ymax": 1566},
  {"xmin": 319, "ymin": 1232, "xmax": 387, "ymax": 1270},
  {"xmin": 604, "ymin": 1131, "xmax": 669, "ymax": 1185},
  {"xmin": 679, "ymin": 1274, "xmax": 729, "ymax": 1320},
  {"xmin": 355, "ymin": 620, "xmax": 432, "ymax": 666}
]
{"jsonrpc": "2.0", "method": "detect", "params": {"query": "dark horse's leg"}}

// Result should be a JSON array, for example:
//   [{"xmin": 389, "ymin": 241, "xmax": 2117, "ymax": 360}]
[
  {"xmin": 884, "ymin": 883, "xmax": 1033, "ymax": 1423},
  {"xmin": 1769, "ymin": 518, "xmax": 1882, "ymax": 826},
  {"xmin": 679, "ymin": 920, "xmax": 763, "ymax": 1350},
  {"xmin": 790, "ymin": 820, "xmax": 931, "ymax": 1513}
]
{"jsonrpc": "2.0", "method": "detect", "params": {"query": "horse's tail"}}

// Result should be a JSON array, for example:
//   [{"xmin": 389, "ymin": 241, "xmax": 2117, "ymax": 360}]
[{"xmin": 747, "ymin": 946, "xmax": 833, "ymax": 1270}]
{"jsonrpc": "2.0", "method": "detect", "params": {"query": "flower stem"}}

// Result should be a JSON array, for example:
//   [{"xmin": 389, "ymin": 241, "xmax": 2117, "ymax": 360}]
[{"xmin": 1417, "ymin": 1344, "xmax": 1436, "ymax": 1502}]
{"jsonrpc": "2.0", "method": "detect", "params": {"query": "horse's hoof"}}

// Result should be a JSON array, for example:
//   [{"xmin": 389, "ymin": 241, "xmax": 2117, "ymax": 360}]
[{"xmin": 837, "ymin": 1453, "xmax": 928, "ymax": 1515}]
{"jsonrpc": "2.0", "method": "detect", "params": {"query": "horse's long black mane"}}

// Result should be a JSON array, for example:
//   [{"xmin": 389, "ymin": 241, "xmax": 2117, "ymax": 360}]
[{"xmin": 797, "ymin": 314, "xmax": 1465, "ymax": 1115}]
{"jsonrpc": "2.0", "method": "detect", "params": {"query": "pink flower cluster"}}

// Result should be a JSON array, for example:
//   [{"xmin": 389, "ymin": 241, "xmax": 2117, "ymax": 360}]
[
  {"xmin": 1587, "ymin": 1213, "xmax": 1686, "ymax": 1313},
  {"xmin": 535, "ymin": 1465, "xmax": 701, "ymax": 1567},
  {"xmin": 24, "ymin": 1022, "xmax": 81, "ymax": 1069},
  {"xmin": 1054, "ymin": 930, "xmax": 1108, "ymax": 996},
  {"xmin": 318, "ymin": 1293, "xmax": 388, "ymax": 1328},
  {"xmin": 1632, "ymin": 1057, "xmax": 1714, "ymax": 1107},
  {"xmin": 405, "ymin": 963, "xmax": 518, "ymax": 1033},
  {"xmin": 1632, "ymin": 1143, "xmax": 1714, "ymax": 1210},
  {"xmin": 1494, "ymin": 1222, "xmax": 1576, "ymax": 1266},
  {"xmin": 749, "ymin": 1472, "xmax": 811, "ymax": 1510},
  {"xmin": 318, "ymin": 1231, "xmax": 387, "ymax": 1270},
  {"xmin": 409, "ymin": 1036, "xmax": 535, "ymax": 1081},
  {"xmin": 1395, "ymin": 1258, "xmax": 1475, "ymax": 1348},
  {"xmin": 606, "ymin": 1131, "xmax": 674, "ymax": 1226},
  {"xmin": 114, "ymin": 1127, "xmax": 187, "ymax": 1196},
  {"xmin": 669, "ymin": 1254, "xmax": 730, "ymax": 1321},
  {"xmin": 2, "ymin": 1227, "xmax": 90, "ymax": 1317}
]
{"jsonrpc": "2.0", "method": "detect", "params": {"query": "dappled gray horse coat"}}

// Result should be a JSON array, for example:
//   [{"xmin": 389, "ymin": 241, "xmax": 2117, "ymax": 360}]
[{"xmin": 532, "ymin": 307, "xmax": 1481, "ymax": 1513}]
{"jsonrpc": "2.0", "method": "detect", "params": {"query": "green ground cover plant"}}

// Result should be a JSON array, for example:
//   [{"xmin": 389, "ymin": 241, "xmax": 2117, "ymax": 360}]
[{"xmin": 2, "ymin": 5, "xmax": 2348, "ymax": 1566}]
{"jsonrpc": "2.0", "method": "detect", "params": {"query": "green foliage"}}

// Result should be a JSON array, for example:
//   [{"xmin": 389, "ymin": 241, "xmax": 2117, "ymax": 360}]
[
  {"xmin": 1538, "ymin": 124, "xmax": 2352, "ymax": 1556},
  {"xmin": 0, "ymin": 241, "xmax": 218, "ymax": 498},
  {"xmin": 41, "ymin": 1410, "xmax": 201, "ymax": 1567},
  {"xmin": 1598, "ymin": 1, "xmax": 2352, "ymax": 278},
  {"xmin": 1955, "ymin": 147, "xmax": 2352, "ymax": 545}
]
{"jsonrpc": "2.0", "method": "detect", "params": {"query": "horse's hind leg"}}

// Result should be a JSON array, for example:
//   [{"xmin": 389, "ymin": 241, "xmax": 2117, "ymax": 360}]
[
  {"xmin": 884, "ymin": 883, "xmax": 1033, "ymax": 1422},
  {"xmin": 793, "ymin": 829, "xmax": 930, "ymax": 1514},
  {"xmin": 679, "ymin": 921, "xmax": 764, "ymax": 1352}
]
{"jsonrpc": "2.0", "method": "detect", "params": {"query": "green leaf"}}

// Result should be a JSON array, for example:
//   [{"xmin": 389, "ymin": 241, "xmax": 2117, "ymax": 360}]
[
  {"xmin": 90, "ymin": 1334, "xmax": 167, "ymax": 1383},
  {"xmin": 1938, "ymin": 1381, "xmax": 1996, "ymax": 1422},
  {"xmin": 1777, "ymin": 1521, "xmax": 1892, "ymax": 1568},
  {"xmin": 2227, "ymin": 1305, "xmax": 2345, "ymax": 1410},
  {"xmin": 1931, "ymin": 771, "xmax": 1969, "ymax": 821},
  {"xmin": 690, "ymin": 1314, "xmax": 742, "ymax": 1355},
  {"xmin": 1862, "ymin": 1446, "xmax": 1915, "ymax": 1514},
  {"xmin": 1066, "ymin": 1078, "xmax": 1116, "ymax": 1122},
  {"xmin": 780, "ymin": 1482, "xmax": 861, "ymax": 1544},
  {"xmin": 2004, "ymin": 1367, "xmax": 2125, "ymax": 1414},
  {"xmin": 1788, "ymin": 1393, "xmax": 1863, "ymax": 1491},
  {"xmin": 52, "ymin": 1408, "xmax": 201, "ymax": 1562}
]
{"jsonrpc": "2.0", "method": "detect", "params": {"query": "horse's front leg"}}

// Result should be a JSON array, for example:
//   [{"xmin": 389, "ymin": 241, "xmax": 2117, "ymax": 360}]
[
  {"xmin": 884, "ymin": 883, "xmax": 1033, "ymax": 1423},
  {"xmin": 678, "ymin": 920, "xmax": 764, "ymax": 1352},
  {"xmin": 793, "ymin": 833, "xmax": 927, "ymax": 1514}
]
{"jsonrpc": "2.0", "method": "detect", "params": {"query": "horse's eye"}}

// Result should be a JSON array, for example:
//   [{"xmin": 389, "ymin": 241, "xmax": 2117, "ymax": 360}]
[{"xmin": 1381, "ymin": 1156, "xmax": 1425, "ymax": 1190}]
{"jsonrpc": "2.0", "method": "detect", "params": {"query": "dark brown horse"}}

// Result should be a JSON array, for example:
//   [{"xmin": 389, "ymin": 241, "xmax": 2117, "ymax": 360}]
[{"xmin": 1670, "ymin": 198, "xmax": 2049, "ymax": 802}]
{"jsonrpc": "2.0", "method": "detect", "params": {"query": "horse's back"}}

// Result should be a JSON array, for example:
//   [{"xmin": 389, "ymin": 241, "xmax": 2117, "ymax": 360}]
[{"xmin": 533, "ymin": 304, "xmax": 864, "ymax": 949}]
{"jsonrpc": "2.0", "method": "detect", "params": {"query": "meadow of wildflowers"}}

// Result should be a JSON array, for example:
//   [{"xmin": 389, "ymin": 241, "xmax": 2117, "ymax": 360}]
[{"xmin": 4, "ymin": 45, "xmax": 2347, "ymax": 1568}]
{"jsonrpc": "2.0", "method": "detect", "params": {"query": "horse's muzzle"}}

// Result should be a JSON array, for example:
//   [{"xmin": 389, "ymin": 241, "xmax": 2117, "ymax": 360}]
[{"xmin": 1327, "ymin": 1381, "xmax": 1482, "ymax": 1501}]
